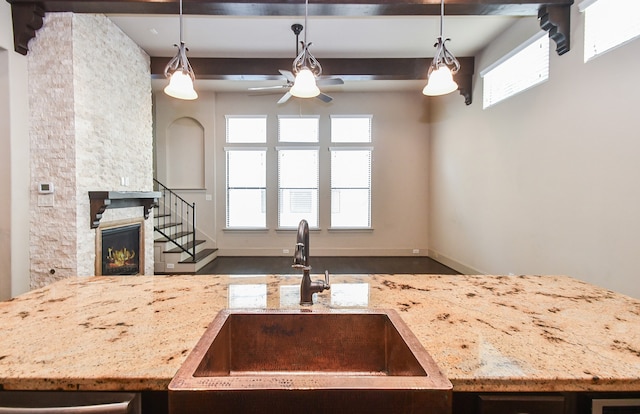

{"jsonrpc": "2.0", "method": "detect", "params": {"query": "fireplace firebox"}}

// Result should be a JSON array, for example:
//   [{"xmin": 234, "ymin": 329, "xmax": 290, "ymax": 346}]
[{"xmin": 96, "ymin": 220, "xmax": 144, "ymax": 276}]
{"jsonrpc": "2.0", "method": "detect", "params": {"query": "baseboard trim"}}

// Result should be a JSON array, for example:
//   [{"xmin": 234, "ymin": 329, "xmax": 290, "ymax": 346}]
[
  {"xmin": 218, "ymin": 247, "xmax": 430, "ymax": 257},
  {"xmin": 427, "ymin": 249, "xmax": 485, "ymax": 275}
]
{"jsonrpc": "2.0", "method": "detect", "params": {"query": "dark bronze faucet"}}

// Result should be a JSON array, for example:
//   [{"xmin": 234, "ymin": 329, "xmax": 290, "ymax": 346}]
[{"xmin": 292, "ymin": 219, "xmax": 330, "ymax": 305}]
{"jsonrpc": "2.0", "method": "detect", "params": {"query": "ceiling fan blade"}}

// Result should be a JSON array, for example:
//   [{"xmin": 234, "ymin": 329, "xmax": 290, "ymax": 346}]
[
  {"xmin": 248, "ymin": 85, "xmax": 289, "ymax": 91},
  {"xmin": 277, "ymin": 92, "xmax": 292, "ymax": 104},
  {"xmin": 279, "ymin": 69, "xmax": 296, "ymax": 83},
  {"xmin": 317, "ymin": 77, "xmax": 345, "ymax": 86},
  {"xmin": 316, "ymin": 93, "xmax": 333, "ymax": 103}
]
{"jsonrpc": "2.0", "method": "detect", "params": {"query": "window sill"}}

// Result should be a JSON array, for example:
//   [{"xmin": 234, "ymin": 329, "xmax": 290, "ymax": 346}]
[
  {"xmin": 275, "ymin": 227, "xmax": 321, "ymax": 232},
  {"xmin": 223, "ymin": 227, "xmax": 269, "ymax": 232}
]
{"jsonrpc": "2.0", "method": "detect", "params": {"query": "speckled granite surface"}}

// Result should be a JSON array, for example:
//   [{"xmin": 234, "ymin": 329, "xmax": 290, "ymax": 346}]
[{"xmin": 0, "ymin": 274, "xmax": 638, "ymax": 392}]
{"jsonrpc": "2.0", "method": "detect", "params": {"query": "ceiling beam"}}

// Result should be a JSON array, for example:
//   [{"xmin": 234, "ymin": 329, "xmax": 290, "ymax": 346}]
[
  {"xmin": 7, "ymin": 0, "xmax": 574, "ymax": 17},
  {"xmin": 150, "ymin": 56, "xmax": 476, "ymax": 104},
  {"xmin": 9, "ymin": 0, "xmax": 574, "ymax": 56},
  {"xmin": 150, "ymin": 56, "xmax": 474, "ymax": 81}
]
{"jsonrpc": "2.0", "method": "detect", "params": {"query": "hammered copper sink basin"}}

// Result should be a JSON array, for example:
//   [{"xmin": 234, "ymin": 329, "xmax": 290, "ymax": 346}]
[{"xmin": 169, "ymin": 309, "xmax": 452, "ymax": 414}]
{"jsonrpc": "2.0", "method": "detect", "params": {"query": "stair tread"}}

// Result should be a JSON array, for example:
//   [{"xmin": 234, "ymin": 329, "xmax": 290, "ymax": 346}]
[
  {"xmin": 155, "ymin": 222, "xmax": 182, "ymax": 230},
  {"xmin": 179, "ymin": 248, "xmax": 218, "ymax": 264},
  {"xmin": 154, "ymin": 230, "xmax": 193, "ymax": 243}
]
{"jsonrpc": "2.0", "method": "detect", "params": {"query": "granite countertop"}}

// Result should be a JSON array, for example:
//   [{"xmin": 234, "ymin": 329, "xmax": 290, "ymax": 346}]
[{"xmin": 0, "ymin": 274, "xmax": 639, "ymax": 393}]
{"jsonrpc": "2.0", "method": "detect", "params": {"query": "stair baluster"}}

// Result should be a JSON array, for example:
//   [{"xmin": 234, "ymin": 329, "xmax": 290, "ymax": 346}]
[{"xmin": 153, "ymin": 179, "xmax": 196, "ymax": 261}]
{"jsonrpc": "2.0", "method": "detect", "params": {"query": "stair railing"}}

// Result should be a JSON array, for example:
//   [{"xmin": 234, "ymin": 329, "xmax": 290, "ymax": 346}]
[{"xmin": 153, "ymin": 179, "xmax": 196, "ymax": 260}]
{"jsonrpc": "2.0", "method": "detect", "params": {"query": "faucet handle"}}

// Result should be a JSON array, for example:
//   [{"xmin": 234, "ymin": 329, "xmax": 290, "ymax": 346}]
[{"xmin": 324, "ymin": 270, "xmax": 331, "ymax": 289}]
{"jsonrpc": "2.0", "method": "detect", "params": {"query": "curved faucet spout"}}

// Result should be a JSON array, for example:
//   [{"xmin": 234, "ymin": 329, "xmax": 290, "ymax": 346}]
[
  {"xmin": 293, "ymin": 219, "xmax": 309, "ymax": 268},
  {"xmin": 291, "ymin": 219, "xmax": 330, "ymax": 305}
]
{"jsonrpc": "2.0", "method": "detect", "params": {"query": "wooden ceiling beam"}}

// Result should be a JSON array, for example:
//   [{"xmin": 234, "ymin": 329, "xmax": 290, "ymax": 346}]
[
  {"xmin": 8, "ymin": 0, "xmax": 574, "ymax": 17},
  {"xmin": 150, "ymin": 56, "xmax": 475, "ymax": 81},
  {"xmin": 10, "ymin": 0, "xmax": 574, "ymax": 57},
  {"xmin": 150, "ymin": 56, "xmax": 476, "ymax": 104}
]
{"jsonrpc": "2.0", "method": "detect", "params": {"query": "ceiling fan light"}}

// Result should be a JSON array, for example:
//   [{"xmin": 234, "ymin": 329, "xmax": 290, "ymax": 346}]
[
  {"xmin": 164, "ymin": 70, "xmax": 198, "ymax": 100},
  {"xmin": 290, "ymin": 68, "xmax": 320, "ymax": 98},
  {"xmin": 422, "ymin": 64, "xmax": 458, "ymax": 96}
]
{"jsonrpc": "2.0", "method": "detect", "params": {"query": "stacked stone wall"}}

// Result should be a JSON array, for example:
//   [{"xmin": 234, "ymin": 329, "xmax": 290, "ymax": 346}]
[{"xmin": 28, "ymin": 13, "xmax": 153, "ymax": 288}]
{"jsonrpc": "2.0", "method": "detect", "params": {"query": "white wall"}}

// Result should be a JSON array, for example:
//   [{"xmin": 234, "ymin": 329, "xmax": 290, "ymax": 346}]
[
  {"xmin": 217, "ymin": 92, "xmax": 431, "ymax": 256},
  {"xmin": 155, "ymin": 90, "xmax": 431, "ymax": 256},
  {"xmin": 0, "ymin": 1, "xmax": 31, "ymax": 298},
  {"xmin": 429, "ymin": 11, "xmax": 640, "ymax": 298},
  {"xmin": 154, "ymin": 91, "xmax": 217, "ymax": 245}
]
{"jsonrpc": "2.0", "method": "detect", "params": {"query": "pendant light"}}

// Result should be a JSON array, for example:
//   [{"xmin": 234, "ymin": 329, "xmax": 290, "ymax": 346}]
[
  {"xmin": 164, "ymin": 0, "xmax": 198, "ymax": 100},
  {"xmin": 422, "ymin": 0, "xmax": 460, "ymax": 96},
  {"xmin": 290, "ymin": 0, "xmax": 321, "ymax": 98}
]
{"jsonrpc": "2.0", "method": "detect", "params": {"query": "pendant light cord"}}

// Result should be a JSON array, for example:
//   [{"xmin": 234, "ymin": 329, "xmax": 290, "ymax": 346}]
[
  {"xmin": 293, "ymin": 0, "xmax": 322, "ymax": 77},
  {"xmin": 179, "ymin": 0, "xmax": 184, "ymax": 43},
  {"xmin": 439, "ymin": 0, "xmax": 444, "ymax": 39},
  {"xmin": 303, "ymin": 0, "xmax": 308, "ymax": 47}
]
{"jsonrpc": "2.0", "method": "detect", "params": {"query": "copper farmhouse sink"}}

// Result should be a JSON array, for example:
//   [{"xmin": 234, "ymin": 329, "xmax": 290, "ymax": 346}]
[{"xmin": 169, "ymin": 309, "xmax": 452, "ymax": 414}]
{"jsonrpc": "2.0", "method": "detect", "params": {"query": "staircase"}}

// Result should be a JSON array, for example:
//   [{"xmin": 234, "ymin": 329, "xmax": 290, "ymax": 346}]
[{"xmin": 153, "ymin": 179, "xmax": 217, "ymax": 274}]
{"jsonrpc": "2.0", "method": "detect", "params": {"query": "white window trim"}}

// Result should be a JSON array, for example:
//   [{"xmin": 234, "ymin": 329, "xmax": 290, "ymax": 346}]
[
  {"xmin": 330, "ymin": 114, "xmax": 373, "ymax": 120},
  {"xmin": 224, "ymin": 146, "xmax": 268, "ymax": 152},
  {"xmin": 225, "ymin": 114, "xmax": 268, "ymax": 120},
  {"xmin": 276, "ymin": 146, "xmax": 320, "ymax": 151},
  {"xmin": 329, "ymin": 146, "xmax": 374, "ymax": 152}
]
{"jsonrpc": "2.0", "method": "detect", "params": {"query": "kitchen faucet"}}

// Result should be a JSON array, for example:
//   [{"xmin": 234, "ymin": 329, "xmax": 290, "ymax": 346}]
[{"xmin": 292, "ymin": 219, "xmax": 330, "ymax": 305}]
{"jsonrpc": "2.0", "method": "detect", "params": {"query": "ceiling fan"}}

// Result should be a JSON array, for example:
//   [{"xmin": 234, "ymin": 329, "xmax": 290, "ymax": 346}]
[{"xmin": 248, "ymin": 23, "xmax": 344, "ymax": 104}]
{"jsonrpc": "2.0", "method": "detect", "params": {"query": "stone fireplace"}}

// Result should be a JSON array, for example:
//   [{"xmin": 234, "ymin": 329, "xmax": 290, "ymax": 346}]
[
  {"xmin": 96, "ymin": 220, "xmax": 143, "ymax": 276},
  {"xmin": 27, "ymin": 13, "xmax": 154, "ymax": 288}
]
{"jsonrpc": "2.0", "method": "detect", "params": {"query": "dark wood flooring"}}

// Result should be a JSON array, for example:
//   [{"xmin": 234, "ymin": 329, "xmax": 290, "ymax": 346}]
[{"xmin": 197, "ymin": 256, "xmax": 460, "ymax": 275}]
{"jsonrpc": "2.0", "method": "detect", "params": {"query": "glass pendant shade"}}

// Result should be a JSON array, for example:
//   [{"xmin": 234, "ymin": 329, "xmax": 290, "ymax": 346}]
[
  {"xmin": 290, "ymin": 68, "xmax": 320, "ymax": 98},
  {"xmin": 164, "ymin": 70, "xmax": 198, "ymax": 100},
  {"xmin": 163, "ymin": 0, "xmax": 198, "ymax": 100},
  {"xmin": 422, "ymin": 64, "xmax": 458, "ymax": 96}
]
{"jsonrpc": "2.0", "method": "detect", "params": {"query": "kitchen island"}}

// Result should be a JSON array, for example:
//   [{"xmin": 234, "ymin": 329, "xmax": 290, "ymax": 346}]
[{"xmin": 0, "ymin": 274, "xmax": 639, "ymax": 411}]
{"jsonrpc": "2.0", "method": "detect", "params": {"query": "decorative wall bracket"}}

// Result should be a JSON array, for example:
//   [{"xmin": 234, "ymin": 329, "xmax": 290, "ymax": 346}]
[
  {"xmin": 89, "ymin": 191, "xmax": 162, "ymax": 229},
  {"xmin": 452, "ymin": 58, "xmax": 475, "ymax": 105},
  {"xmin": 454, "ymin": 74, "xmax": 473, "ymax": 106},
  {"xmin": 11, "ymin": 2, "xmax": 44, "ymax": 55},
  {"xmin": 538, "ymin": 5, "xmax": 571, "ymax": 56}
]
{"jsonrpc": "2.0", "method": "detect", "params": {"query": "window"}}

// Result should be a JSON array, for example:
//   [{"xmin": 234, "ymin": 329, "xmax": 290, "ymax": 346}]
[
  {"xmin": 481, "ymin": 32, "xmax": 550, "ymax": 109},
  {"xmin": 330, "ymin": 116, "xmax": 372, "ymax": 228},
  {"xmin": 580, "ymin": 0, "xmax": 640, "ymax": 62},
  {"xmin": 278, "ymin": 149, "xmax": 319, "ymax": 228},
  {"xmin": 277, "ymin": 116, "xmax": 320, "ymax": 228},
  {"xmin": 225, "ymin": 116, "xmax": 267, "ymax": 228},
  {"xmin": 225, "ymin": 115, "xmax": 373, "ymax": 230},
  {"xmin": 278, "ymin": 116, "xmax": 320, "ymax": 143},
  {"xmin": 226, "ymin": 150, "xmax": 267, "ymax": 228},
  {"xmin": 331, "ymin": 116, "xmax": 372, "ymax": 143},
  {"xmin": 226, "ymin": 115, "xmax": 267, "ymax": 143}
]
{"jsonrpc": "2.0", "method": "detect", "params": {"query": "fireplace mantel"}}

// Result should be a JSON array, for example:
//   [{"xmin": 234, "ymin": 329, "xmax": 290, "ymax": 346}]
[{"xmin": 89, "ymin": 191, "xmax": 162, "ymax": 229}]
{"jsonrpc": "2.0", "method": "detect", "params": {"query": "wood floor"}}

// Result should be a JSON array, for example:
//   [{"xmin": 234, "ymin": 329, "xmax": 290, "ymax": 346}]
[{"xmin": 197, "ymin": 256, "xmax": 460, "ymax": 275}]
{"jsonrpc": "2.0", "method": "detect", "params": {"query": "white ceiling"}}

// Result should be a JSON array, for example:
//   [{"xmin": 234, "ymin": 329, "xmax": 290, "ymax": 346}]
[{"xmin": 108, "ymin": 14, "xmax": 521, "ymax": 92}]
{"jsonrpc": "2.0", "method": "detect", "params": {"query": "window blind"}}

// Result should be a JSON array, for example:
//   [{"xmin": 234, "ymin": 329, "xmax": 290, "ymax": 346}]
[
  {"xmin": 481, "ymin": 31, "xmax": 550, "ymax": 109},
  {"xmin": 581, "ymin": 0, "xmax": 640, "ymax": 62}
]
